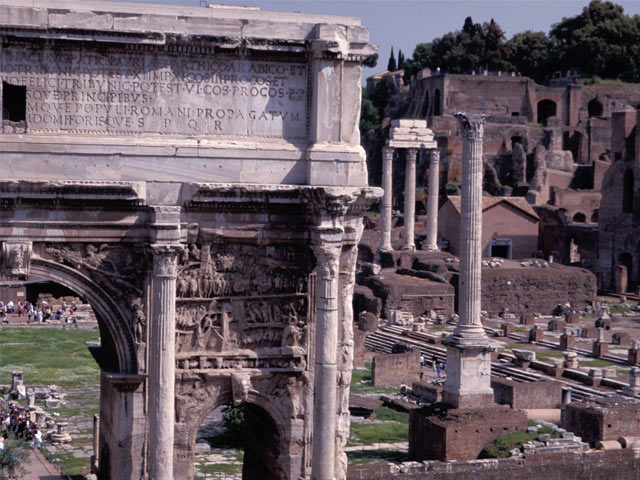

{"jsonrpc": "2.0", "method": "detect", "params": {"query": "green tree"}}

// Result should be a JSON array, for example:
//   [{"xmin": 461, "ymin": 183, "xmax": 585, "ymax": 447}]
[
  {"xmin": 397, "ymin": 49, "xmax": 405, "ymax": 70},
  {"xmin": 360, "ymin": 89, "xmax": 380, "ymax": 137},
  {"xmin": 387, "ymin": 46, "xmax": 397, "ymax": 71},
  {"xmin": 403, "ymin": 42, "xmax": 433, "ymax": 81},
  {"xmin": 362, "ymin": 52, "xmax": 378, "ymax": 68},
  {"xmin": 504, "ymin": 31, "xmax": 554, "ymax": 82},
  {"xmin": 550, "ymin": 0, "xmax": 640, "ymax": 81},
  {"xmin": 221, "ymin": 403, "xmax": 245, "ymax": 441}
]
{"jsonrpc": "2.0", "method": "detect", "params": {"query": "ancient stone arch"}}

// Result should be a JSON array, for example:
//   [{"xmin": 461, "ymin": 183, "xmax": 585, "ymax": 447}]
[{"xmin": 0, "ymin": 4, "xmax": 380, "ymax": 480}]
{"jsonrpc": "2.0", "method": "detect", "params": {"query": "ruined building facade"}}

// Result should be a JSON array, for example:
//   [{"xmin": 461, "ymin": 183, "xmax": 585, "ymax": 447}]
[{"xmin": 0, "ymin": 2, "xmax": 379, "ymax": 479}]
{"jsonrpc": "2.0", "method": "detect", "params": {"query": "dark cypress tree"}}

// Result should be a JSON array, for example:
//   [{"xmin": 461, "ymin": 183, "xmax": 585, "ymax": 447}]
[{"xmin": 387, "ymin": 47, "xmax": 397, "ymax": 71}]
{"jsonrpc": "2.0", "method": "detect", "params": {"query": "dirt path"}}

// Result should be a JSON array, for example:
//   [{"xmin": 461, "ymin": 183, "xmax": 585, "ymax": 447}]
[{"xmin": 23, "ymin": 449, "xmax": 61, "ymax": 480}]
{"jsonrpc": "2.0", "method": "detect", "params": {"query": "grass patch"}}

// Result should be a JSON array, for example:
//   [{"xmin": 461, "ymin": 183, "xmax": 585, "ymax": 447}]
[
  {"xmin": 374, "ymin": 407, "xmax": 409, "ymax": 424},
  {"xmin": 580, "ymin": 359, "xmax": 615, "ymax": 368},
  {"xmin": 350, "ymin": 363, "xmax": 399, "ymax": 395},
  {"xmin": 348, "ymin": 422, "xmax": 409, "ymax": 446},
  {"xmin": 0, "ymin": 328, "xmax": 100, "ymax": 387},
  {"xmin": 479, "ymin": 424, "xmax": 557, "ymax": 458},
  {"xmin": 347, "ymin": 449, "xmax": 408, "ymax": 466},
  {"xmin": 610, "ymin": 305, "xmax": 632, "ymax": 314},
  {"xmin": 514, "ymin": 327, "xmax": 529, "ymax": 333},
  {"xmin": 196, "ymin": 457, "xmax": 242, "ymax": 475},
  {"xmin": 536, "ymin": 351, "xmax": 563, "ymax": 362}
]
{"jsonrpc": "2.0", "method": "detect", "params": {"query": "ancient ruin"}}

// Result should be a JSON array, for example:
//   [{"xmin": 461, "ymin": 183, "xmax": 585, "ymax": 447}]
[{"xmin": 0, "ymin": 2, "xmax": 380, "ymax": 479}]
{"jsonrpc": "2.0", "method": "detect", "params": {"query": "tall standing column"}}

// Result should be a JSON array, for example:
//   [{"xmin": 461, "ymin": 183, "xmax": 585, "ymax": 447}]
[
  {"xmin": 402, "ymin": 148, "xmax": 418, "ymax": 251},
  {"xmin": 148, "ymin": 244, "xmax": 182, "ymax": 480},
  {"xmin": 453, "ymin": 114, "xmax": 487, "ymax": 339},
  {"xmin": 311, "ymin": 244, "xmax": 341, "ymax": 480},
  {"xmin": 424, "ymin": 148, "xmax": 441, "ymax": 251},
  {"xmin": 378, "ymin": 146, "xmax": 394, "ymax": 253},
  {"xmin": 442, "ymin": 113, "xmax": 493, "ymax": 409}
]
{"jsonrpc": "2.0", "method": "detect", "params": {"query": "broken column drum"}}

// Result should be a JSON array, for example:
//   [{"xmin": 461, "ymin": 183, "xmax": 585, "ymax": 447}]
[{"xmin": 442, "ymin": 113, "xmax": 494, "ymax": 409}]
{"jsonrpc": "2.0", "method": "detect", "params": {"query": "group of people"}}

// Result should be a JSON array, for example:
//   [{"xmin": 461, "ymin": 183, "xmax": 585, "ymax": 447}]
[
  {"xmin": 0, "ymin": 404, "xmax": 43, "ymax": 450},
  {"xmin": 0, "ymin": 299, "xmax": 77, "ymax": 325},
  {"xmin": 419, "ymin": 354, "xmax": 446, "ymax": 380}
]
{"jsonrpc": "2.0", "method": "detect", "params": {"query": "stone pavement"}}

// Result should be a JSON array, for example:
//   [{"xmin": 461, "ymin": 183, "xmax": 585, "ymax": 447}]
[
  {"xmin": 23, "ymin": 448, "xmax": 60, "ymax": 479},
  {"xmin": 344, "ymin": 442, "xmax": 408, "ymax": 452}
]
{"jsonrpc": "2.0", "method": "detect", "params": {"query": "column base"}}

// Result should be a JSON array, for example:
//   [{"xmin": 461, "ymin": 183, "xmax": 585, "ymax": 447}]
[
  {"xmin": 401, "ymin": 244, "xmax": 415, "ymax": 251},
  {"xmin": 423, "ymin": 245, "xmax": 439, "ymax": 252},
  {"xmin": 442, "ymin": 341, "xmax": 493, "ymax": 409}
]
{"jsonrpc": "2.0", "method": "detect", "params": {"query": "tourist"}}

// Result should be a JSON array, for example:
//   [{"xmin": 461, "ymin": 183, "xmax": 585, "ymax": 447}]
[
  {"xmin": 36, "ymin": 309, "xmax": 43, "ymax": 323},
  {"xmin": 18, "ymin": 302, "xmax": 23, "ymax": 317},
  {"xmin": 436, "ymin": 361, "xmax": 442, "ymax": 379},
  {"xmin": 32, "ymin": 429, "xmax": 42, "ymax": 449},
  {"xmin": 6, "ymin": 300, "xmax": 13, "ymax": 313},
  {"xmin": 420, "ymin": 355, "xmax": 425, "ymax": 369},
  {"xmin": 432, "ymin": 355, "xmax": 437, "ymax": 373}
]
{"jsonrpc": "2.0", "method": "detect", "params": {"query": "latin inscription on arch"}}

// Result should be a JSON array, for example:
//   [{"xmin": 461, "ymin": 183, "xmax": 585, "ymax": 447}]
[{"xmin": 1, "ymin": 47, "xmax": 308, "ymax": 139}]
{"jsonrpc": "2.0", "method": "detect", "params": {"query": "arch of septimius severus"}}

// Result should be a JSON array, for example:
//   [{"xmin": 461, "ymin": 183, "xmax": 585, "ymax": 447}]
[{"xmin": 0, "ymin": 2, "xmax": 380, "ymax": 479}]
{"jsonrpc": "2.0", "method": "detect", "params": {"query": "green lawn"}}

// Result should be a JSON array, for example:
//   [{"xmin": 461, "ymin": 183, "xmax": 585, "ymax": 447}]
[
  {"xmin": 0, "ymin": 328, "xmax": 100, "ymax": 387},
  {"xmin": 350, "ymin": 363, "xmax": 400, "ymax": 395}
]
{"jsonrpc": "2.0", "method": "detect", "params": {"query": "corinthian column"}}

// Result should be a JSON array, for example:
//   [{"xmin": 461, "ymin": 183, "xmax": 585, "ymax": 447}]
[
  {"xmin": 424, "ymin": 149, "xmax": 441, "ymax": 251},
  {"xmin": 402, "ymin": 148, "xmax": 417, "ymax": 251},
  {"xmin": 442, "ymin": 113, "xmax": 493, "ymax": 409},
  {"xmin": 311, "ymin": 244, "xmax": 341, "ymax": 480},
  {"xmin": 453, "ymin": 113, "xmax": 487, "ymax": 340},
  {"xmin": 148, "ymin": 244, "xmax": 183, "ymax": 480},
  {"xmin": 378, "ymin": 146, "xmax": 394, "ymax": 253}
]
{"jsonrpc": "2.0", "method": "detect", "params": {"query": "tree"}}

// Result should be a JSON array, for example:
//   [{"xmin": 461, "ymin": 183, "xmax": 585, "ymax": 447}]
[
  {"xmin": 360, "ymin": 89, "xmax": 380, "ymax": 137},
  {"xmin": 504, "ymin": 31, "xmax": 554, "ymax": 82},
  {"xmin": 403, "ymin": 42, "xmax": 433, "ymax": 81},
  {"xmin": 221, "ymin": 403, "xmax": 244, "ymax": 441},
  {"xmin": 550, "ymin": 0, "xmax": 640, "ymax": 81},
  {"xmin": 387, "ymin": 47, "xmax": 397, "ymax": 71},
  {"xmin": 362, "ymin": 52, "xmax": 378, "ymax": 68},
  {"xmin": 397, "ymin": 49, "xmax": 405, "ymax": 70}
]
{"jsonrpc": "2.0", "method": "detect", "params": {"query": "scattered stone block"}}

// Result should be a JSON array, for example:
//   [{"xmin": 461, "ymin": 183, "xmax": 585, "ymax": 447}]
[{"xmin": 612, "ymin": 332, "xmax": 632, "ymax": 346}]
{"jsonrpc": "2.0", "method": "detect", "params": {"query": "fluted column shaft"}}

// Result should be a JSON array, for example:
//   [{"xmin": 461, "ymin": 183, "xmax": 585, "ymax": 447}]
[
  {"xmin": 424, "ymin": 149, "xmax": 441, "ymax": 251},
  {"xmin": 402, "ymin": 148, "xmax": 417, "ymax": 251},
  {"xmin": 311, "ymin": 245, "xmax": 341, "ymax": 480},
  {"xmin": 454, "ymin": 113, "xmax": 486, "ymax": 338},
  {"xmin": 378, "ymin": 146, "xmax": 394, "ymax": 252},
  {"xmin": 148, "ymin": 244, "xmax": 182, "ymax": 480}
]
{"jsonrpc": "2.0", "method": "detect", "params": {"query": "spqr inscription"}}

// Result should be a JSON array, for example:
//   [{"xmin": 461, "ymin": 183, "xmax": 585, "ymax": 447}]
[{"xmin": 2, "ymin": 47, "xmax": 308, "ymax": 139}]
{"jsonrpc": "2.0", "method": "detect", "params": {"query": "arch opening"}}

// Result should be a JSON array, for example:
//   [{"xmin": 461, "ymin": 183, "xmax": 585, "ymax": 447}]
[
  {"xmin": 588, "ymin": 98, "xmax": 603, "ymax": 117},
  {"xmin": 537, "ymin": 99, "xmax": 556, "ymax": 126},
  {"xmin": 192, "ymin": 402, "xmax": 284, "ymax": 480},
  {"xmin": 619, "ymin": 252, "xmax": 633, "ymax": 293},
  {"xmin": 572, "ymin": 212, "xmax": 586, "ymax": 223},
  {"xmin": 420, "ymin": 91, "xmax": 430, "ymax": 118}
]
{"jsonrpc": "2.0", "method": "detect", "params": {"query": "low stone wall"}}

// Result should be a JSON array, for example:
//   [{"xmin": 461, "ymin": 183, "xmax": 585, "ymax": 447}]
[
  {"xmin": 347, "ymin": 449, "xmax": 640, "ymax": 480},
  {"xmin": 372, "ymin": 350, "xmax": 420, "ymax": 387},
  {"xmin": 491, "ymin": 377, "xmax": 562, "ymax": 409}
]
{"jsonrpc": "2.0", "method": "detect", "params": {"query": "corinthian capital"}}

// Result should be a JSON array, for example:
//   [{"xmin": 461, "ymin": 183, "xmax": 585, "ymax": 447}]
[
  {"xmin": 454, "ymin": 112, "xmax": 486, "ymax": 140},
  {"xmin": 151, "ymin": 244, "xmax": 184, "ymax": 277}
]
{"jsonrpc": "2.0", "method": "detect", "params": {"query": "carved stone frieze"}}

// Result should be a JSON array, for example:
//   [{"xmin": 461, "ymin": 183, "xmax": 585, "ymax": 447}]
[
  {"xmin": 39, "ymin": 242, "xmax": 146, "ymax": 297},
  {"xmin": 1, "ymin": 241, "xmax": 32, "ymax": 276}
]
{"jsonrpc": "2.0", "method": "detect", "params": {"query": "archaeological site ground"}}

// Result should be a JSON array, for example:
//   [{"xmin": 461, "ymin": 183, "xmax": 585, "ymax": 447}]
[{"xmin": 4, "ymin": 1, "xmax": 640, "ymax": 480}]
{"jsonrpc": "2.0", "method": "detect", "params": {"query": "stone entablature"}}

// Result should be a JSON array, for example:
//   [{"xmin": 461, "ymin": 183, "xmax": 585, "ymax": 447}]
[{"xmin": 0, "ymin": 0, "xmax": 374, "ymax": 187}]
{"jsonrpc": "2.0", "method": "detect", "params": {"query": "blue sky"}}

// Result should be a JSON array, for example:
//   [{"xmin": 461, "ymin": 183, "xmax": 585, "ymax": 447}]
[{"xmin": 112, "ymin": 0, "xmax": 640, "ymax": 79}]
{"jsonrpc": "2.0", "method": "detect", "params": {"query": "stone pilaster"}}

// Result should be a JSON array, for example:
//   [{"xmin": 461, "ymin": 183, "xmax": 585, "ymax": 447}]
[
  {"xmin": 402, "ymin": 148, "xmax": 417, "ymax": 251},
  {"xmin": 378, "ymin": 146, "xmax": 394, "ymax": 253},
  {"xmin": 442, "ymin": 113, "xmax": 493, "ymax": 409},
  {"xmin": 148, "ymin": 243, "xmax": 183, "ymax": 480},
  {"xmin": 424, "ymin": 148, "xmax": 441, "ymax": 251},
  {"xmin": 311, "ymin": 243, "xmax": 342, "ymax": 480}
]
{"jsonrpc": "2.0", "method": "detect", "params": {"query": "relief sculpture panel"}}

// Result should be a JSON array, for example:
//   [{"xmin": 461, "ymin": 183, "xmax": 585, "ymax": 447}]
[{"xmin": 175, "ymin": 242, "xmax": 312, "ymax": 374}]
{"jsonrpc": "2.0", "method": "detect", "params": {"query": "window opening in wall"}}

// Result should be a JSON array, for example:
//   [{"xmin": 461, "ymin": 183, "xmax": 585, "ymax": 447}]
[
  {"xmin": 588, "ymin": 98, "xmax": 603, "ymax": 117},
  {"xmin": 623, "ymin": 169, "xmax": 634, "ymax": 213},
  {"xmin": 490, "ymin": 239, "xmax": 512, "ymax": 259},
  {"xmin": 433, "ymin": 89, "xmax": 441, "ymax": 116},
  {"xmin": 2, "ymin": 82, "xmax": 26, "ymax": 122}
]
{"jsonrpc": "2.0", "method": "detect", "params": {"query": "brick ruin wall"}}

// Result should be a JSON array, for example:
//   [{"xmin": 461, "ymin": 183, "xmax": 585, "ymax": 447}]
[
  {"xmin": 371, "ymin": 350, "xmax": 420, "ymax": 387},
  {"xmin": 481, "ymin": 265, "xmax": 597, "ymax": 315}
]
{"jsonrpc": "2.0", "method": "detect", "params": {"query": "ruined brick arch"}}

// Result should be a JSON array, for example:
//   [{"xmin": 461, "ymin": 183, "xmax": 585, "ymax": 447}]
[
  {"xmin": 28, "ymin": 258, "xmax": 138, "ymax": 374},
  {"xmin": 588, "ymin": 98, "xmax": 604, "ymax": 117},
  {"xmin": 573, "ymin": 212, "xmax": 586, "ymax": 223}
]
